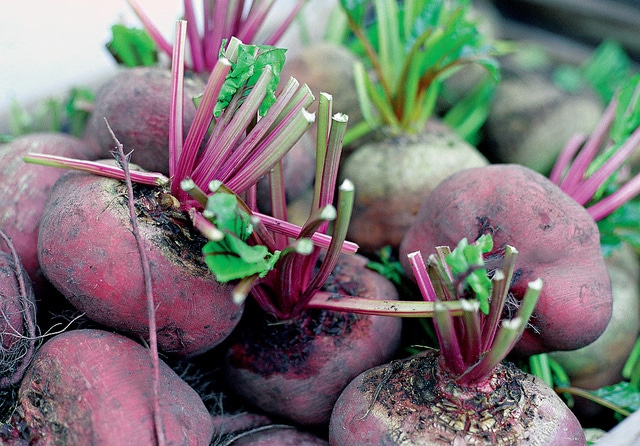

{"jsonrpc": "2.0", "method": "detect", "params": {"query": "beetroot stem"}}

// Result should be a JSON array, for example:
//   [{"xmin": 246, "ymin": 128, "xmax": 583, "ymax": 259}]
[
  {"xmin": 558, "ymin": 97, "xmax": 618, "ymax": 195},
  {"xmin": 571, "ymin": 123, "xmax": 640, "ymax": 206},
  {"xmin": 169, "ymin": 21, "xmax": 187, "ymax": 178},
  {"xmin": 254, "ymin": 212, "xmax": 359, "ymax": 254},
  {"xmin": 22, "ymin": 154, "xmax": 169, "ymax": 186},
  {"xmin": 173, "ymin": 57, "xmax": 232, "ymax": 197},
  {"xmin": 434, "ymin": 302, "xmax": 467, "ymax": 376},
  {"xmin": 460, "ymin": 278, "xmax": 542, "ymax": 385},
  {"xmin": 127, "ymin": 0, "xmax": 174, "ymax": 58},
  {"xmin": 548, "ymin": 133, "xmax": 587, "ymax": 185},
  {"xmin": 262, "ymin": 0, "xmax": 307, "ymax": 46},
  {"xmin": 587, "ymin": 172, "xmax": 640, "ymax": 220},
  {"xmin": 305, "ymin": 291, "xmax": 465, "ymax": 316},
  {"xmin": 312, "ymin": 93, "xmax": 333, "ymax": 212},
  {"xmin": 183, "ymin": 0, "xmax": 205, "ymax": 73},
  {"xmin": 481, "ymin": 246, "xmax": 518, "ymax": 351},
  {"xmin": 298, "ymin": 180, "xmax": 355, "ymax": 310},
  {"xmin": 193, "ymin": 66, "xmax": 276, "ymax": 185},
  {"xmin": 407, "ymin": 250, "xmax": 438, "ymax": 302}
]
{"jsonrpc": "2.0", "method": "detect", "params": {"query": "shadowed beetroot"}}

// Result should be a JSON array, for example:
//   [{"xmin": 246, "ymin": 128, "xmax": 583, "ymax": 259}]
[
  {"xmin": 38, "ymin": 169, "xmax": 242, "ymax": 357},
  {"xmin": 400, "ymin": 164, "xmax": 612, "ymax": 355},
  {"xmin": 223, "ymin": 253, "xmax": 402, "ymax": 427}
]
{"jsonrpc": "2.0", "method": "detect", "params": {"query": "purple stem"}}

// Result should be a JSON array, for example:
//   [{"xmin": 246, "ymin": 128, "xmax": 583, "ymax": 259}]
[
  {"xmin": 548, "ymin": 133, "xmax": 586, "ymax": 185},
  {"xmin": 236, "ymin": 0, "xmax": 274, "ymax": 43},
  {"xmin": 173, "ymin": 58, "xmax": 232, "ymax": 198},
  {"xmin": 570, "ymin": 123, "xmax": 640, "ymax": 206},
  {"xmin": 127, "ymin": 0, "xmax": 174, "ymax": 60},
  {"xmin": 169, "ymin": 21, "xmax": 187, "ymax": 178},
  {"xmin": 587, "ymin": 170, "xmax": 640, "ymax": 221},
  {"xmin": 558, "ymin": 97, "xmax": 618, "ymax": 195},
  {"xmin": 183, "ymin": 0, "xmax": 205, "ymax": 73},
  {"xmin": 262, "ymin": 0, "xmax": 307, "ymax": 46},
  {"xmin": 407, "ymin": 251, "xmax": 438, "ymax": 302}
]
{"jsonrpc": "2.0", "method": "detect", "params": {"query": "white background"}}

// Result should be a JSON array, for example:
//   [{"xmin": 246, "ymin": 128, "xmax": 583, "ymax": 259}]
[{"xmin": 0, "ymin": 0, "xmax": 334, "ymax": 123}]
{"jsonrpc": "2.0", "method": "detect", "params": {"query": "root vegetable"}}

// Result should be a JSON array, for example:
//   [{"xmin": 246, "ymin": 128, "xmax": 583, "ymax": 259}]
[
  {"xmin": 330, "ymin": 349, "xmax": 586, "ymax": 445},
  {"xmin": 400, "ymin": 164, "xmax": 612, "ymax": 355},
  {"xmin": 83, "ymin": 66, "xmax": 205, "ymax": 175},
  {"xmin": 12, "ymin": 329, "xmax": 213, "ymax": 445},
  {"xmin": 38, "ymin": 168, "xmax": 242, "ymax": 357},
  {"xmin": 224, "ymin": 425, "xmax": 328, "ymax": 445},
  {"xmin": 330, "ymin": 236, "xmax": 586, "ymax": 445},
  {"xmin": 551, "ymin": 243, "xmax": 640, "ymax": 389},
  {"xmin": 223, "ymin": 252, "xmax": 402, "ymax": 427},
  {"xmin": 0, "ymin": 133, "xmax": 102, "ymax": 293},
  {"xmin": 341, "ymin": 119, "xmax": 488, "ymax": 253},
  {"xmin": 0, "ymin": 232, "xmax": 36, "ymax": 388}
]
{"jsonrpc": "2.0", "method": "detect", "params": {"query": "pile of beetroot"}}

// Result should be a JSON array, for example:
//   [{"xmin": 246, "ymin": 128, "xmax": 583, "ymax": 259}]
[{"xmin": 2, "ymin": 0, "xmax": 640, "ymax": 445}]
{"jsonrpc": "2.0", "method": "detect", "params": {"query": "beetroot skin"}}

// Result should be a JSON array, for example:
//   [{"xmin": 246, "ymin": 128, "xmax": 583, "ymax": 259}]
[
  {"xmin": 13, "ymin": 329, "xmax": 213, "ymax": 445},
  {"xmin": 83, "ymin": 66, "xmax": 205, "ymax": 175},
  {"xmin": 329, "ymin": 349, "xmax": 586, "ymax": 445},
  {"xmin": 223, "ymin": 253, "xmax": 402, "ymax": 427},
  {"xmin": 400, "ymin": 164, "xmax": 612, "ymax": 355},
  {"xmin": 0, "ymin": 133, "xmax": 102, "ymax": 293},
  {"xmin": 38, "ymin": 170, "xmax": 242, "ymax": 357}
]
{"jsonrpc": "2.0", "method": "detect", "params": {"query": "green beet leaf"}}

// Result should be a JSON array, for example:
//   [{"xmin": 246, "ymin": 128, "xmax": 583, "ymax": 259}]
[
  {"xmin": 214, "ymin": 42, "xmax": 286, "ymax": 118},
  {"xmin": 202, "ymin": 192, "xmax": 280, "ymax": 282}
]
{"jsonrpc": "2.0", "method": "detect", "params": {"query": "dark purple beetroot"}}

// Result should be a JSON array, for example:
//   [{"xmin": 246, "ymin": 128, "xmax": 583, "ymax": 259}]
[
  {"xmin": 223, "ymin": 253, "xmax": 402, "ymax": 427},
  {"xmin": 83, "ymin": 66, "xmax": 205, "ymax": 175},
  {"xmin": 38, "ymin": 169, "xmax": 242, "ymax": 357},
  {"xmin": 399, "ymin": 164, "xmax": 612, "ymax": 355}
]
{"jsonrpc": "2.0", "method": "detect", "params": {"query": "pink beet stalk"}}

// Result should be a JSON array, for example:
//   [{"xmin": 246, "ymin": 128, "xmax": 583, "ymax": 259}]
[{"xmin": 551, "ymin": 82, "xmax": 640, "ymax": 221}]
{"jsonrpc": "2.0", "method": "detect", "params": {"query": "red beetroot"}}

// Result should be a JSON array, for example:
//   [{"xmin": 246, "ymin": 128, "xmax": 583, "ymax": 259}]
[
  {"xmin": 400, "ymin": 164, "xmax": 612, "ymax": 355},
  {"xmin": 329, "ymin": 349, "xmax": 586, "ymax": 445},
  {"xmin": 83, "ymin": 66, "xmax": 205, "ymax": 175},
  {"xmin": 12, "ymin": 329, "xmax": 213, "ymax": 445},
  {"xmin": 0, "ymin": 133, "xmax": 102, "ymax": 293},
  {"xmin": 38, "ymin": 169, "xmax": 242, "ymax": 357},
  {"xmin": 330, "ymin": 236, "xmax": 586, "ymax": 445},
  {"xmin": 223, "ymin": 253, "xmax": 402, "ymax": 427}
]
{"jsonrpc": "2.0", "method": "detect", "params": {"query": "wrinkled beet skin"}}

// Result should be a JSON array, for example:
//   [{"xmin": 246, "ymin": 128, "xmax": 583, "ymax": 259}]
[
  {"xmin": 223, "ymin": 253, "xmax": 402, "ymax": 427},
  {"xmin": 38, "ymin": 170, "xmax": 242, "ymax": 357},
  {"xmin": 15, "ymin": 329, "xmax": 213, "ymax": 445},
  {"xmin": 330, "ymin": 349, "xmax": 586, "ymax": 445},
  {"xmin": 83, "ymin": 67, "xmax": 205, "ymax": 175},
  {"xmin": 400, "ymin": 164, "xmax": 612, "ymax": 355},
  {"xmin": 0, "ymin": 133, "xmax": 103, "ymax": 294}
]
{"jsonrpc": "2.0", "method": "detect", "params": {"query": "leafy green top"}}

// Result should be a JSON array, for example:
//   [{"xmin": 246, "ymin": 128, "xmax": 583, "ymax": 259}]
[{"xmin": 340, "ymin": 0, "xmax": 499, "ymax": 142}]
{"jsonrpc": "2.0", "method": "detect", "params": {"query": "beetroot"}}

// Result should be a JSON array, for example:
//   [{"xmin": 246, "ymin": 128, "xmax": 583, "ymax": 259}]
[
  {"xmin": 0, "ymin": 235, "xmax": 36, "ymax": 388},
  {"xmin": 226, "ymin": 425, "xmax": 329, "ymax": 445},
  {"xmin": 330, "ymin": 349, "xmax": 586, "ymax": 445},
  {"xmin": 223, "ymin": 253, "xmax": 402, "ymax": 427},
  {"xmin": 0, "ymin": 133, "xmax": 102, "ymax": 293},
  {"xmin": 38, "ymin": 169, "xmax": 242, "ymax": 357},
  {"xmin": 400, "ymin": 164, "xmax": 612, "ymax": 355},
  {"xmin": 330, "ymin": 236, "xmax": 586, "ymax": 445},
  {"xmin": 12, "ymin": 329, "xmax": 213, "ymax": 445},
  {"xmin": 83, "ymin": 66, "xmax": 205, "ymax": 175}
]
